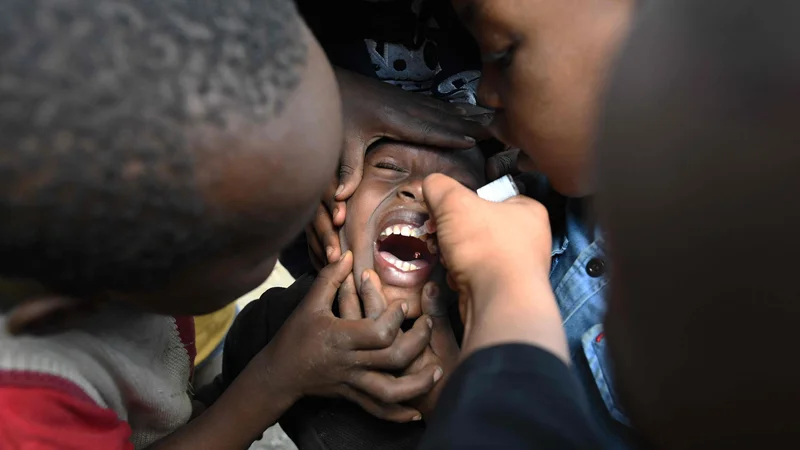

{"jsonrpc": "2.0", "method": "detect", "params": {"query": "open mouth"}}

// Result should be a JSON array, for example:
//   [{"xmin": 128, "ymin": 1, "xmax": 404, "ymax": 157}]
[
  {"xmin": 373, "ymin": 211, "xmax": 439, "ymax": 288},
  {"xmin": 377, "ymin": 224, "xmax": 437, "ymax": 271}
]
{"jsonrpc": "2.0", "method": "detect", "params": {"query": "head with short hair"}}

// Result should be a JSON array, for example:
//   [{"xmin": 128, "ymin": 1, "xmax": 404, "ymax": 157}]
[
  {"xmin": 0, "ymin": 0, "xmax": 342, "ymax": 323},
  {"xmin": 339, "ymin": 141, "xmax": 485, "ymax": 318}
]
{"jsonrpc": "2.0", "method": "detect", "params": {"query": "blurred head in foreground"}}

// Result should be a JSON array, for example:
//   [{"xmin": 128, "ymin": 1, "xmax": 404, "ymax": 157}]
[
  {"xmin": 598, "ymin": 1, "xmax": 800, "ymax": 448},
  {"xmin": 0, "ymin": 0, "xmax": 342, "ymax": 333}
]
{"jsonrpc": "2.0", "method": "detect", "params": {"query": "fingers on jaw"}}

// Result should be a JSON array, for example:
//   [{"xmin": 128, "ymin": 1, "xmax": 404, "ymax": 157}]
[
  {"xmin": 313, "ymin": 251, "xmax": 353, "ymax": 302},
  {"xmin": 343, "ymin": 386, "xmax": 423, "ymax": 423},
  {"xmin": 358, "ymin": 270, "xmax": 390, "ymax": 319},
  {"xmin": 360, "ymin": 317, "xmax": 432, "ymax": 370},
  {"xmin": 351, "ymin": 366, "xmax": 440, "ymax": 405},
  {"xmin": 337, "ymin": 274, "xmax": 362, "ymax": 320},
  {"xmin": 421, "ymin": 282, "xmax": 447, "ymax": 317},
  {"xmin": 346, "ymin": 302, "xmax": 407, "ymax": 350}
]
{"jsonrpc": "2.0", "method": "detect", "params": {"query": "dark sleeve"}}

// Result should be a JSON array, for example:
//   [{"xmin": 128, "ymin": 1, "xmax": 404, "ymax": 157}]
[
  {"xmin": 279, "ymin": 232, "xmax": 315, "ymax": 279},
  {"xmin": 420, "ymin": 344, "xmax": 604, "ymax": 450},
  {"xmin": 193, "ymin": 274, "xmax": 315, "ymax": 406}
]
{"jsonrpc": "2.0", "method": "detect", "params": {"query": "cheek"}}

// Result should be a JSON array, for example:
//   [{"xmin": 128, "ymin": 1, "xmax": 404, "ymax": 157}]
[
  {"xmin": 343, "ymin": 187, "xmax": 383, "ymax": 266},
  {"xmin": 505, "ymin": 58, "xmax": 545, "ymax": 128}
]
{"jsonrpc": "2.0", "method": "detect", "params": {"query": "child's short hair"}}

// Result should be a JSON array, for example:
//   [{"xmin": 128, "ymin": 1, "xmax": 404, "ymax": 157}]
[{"xmin": 0, "ymin": 0, "xmax": 307, "ymax": 292}]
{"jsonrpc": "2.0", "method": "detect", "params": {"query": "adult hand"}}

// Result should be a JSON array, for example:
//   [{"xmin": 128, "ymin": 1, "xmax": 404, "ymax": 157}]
[
  {"xmin": 422, "ymin": 174, "xmax": 569, "ymax": 362},
  {"xmin": 335, "ymin": 68, "xmax": 488, "ymax": 201},
  {"xmin": 307, "ymin": 68, "xmax": 490, "ymax": 266},
  {"xmin": 255, "ymin": 252, "xmax": 440, "ymax": 423}
]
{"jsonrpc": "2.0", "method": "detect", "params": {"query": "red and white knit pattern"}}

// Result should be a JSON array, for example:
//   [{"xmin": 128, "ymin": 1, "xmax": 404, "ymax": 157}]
[{"xmin": 0, "ymin": 304, "xmax": 195, "ymax": 449}]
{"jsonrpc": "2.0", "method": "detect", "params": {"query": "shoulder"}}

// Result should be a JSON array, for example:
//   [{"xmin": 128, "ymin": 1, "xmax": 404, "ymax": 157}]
[
  {"xmin": 0, "ymin": 373, "xmax": 133, "ymax": 450},
  {"xmin": 243, "ymin": 273, "xmax": 315, "ymax": 330}
]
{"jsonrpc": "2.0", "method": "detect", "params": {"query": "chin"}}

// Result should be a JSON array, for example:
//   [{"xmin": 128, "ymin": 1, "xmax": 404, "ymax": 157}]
[
  {"xmin": 547, "ymin": 171, "xmax": 592, "ymax": 198},
  {"xmin": 382, "ymin": 284, "xmax": 424, "ymax": 319}
]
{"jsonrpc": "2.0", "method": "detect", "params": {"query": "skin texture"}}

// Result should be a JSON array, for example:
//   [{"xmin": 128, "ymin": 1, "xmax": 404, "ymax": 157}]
[
  {"xmin": 153, "ymin": 253, "xmax": 441, "ymax": 449},
  {"xmin": 401, "ymin": 281, "xmax": 461, "ymax": 417},
  {"xmin": 0, "ymin": 0, "xmax": 322, "ymax": 299},
  {"xmin": 8, "ymin": 23, "xmax": 343, "ymax": 330},
  {"xmin": 598, "ymin": 0, "xmax": 800, "ymax": 447},
  {"xmin": 421, "ymin": 173, "xmax": 568, "ymax": 362},
  {"xmin": 452, "ymin": 0, "xmax": 634, "ymax": 196},
  {"xmin": 331, "ymin": 143, "xmax": 484, "ymax": 418},
  {"xmin": 339, "ymin": 142, "xmax": 485, "ymax": 319},
  {"xmin": 114, "ymin": 23, "xmax": 343, "ymax": 316},
  {"xmin": 251, "ymin": 254, "xmax": 439, "ymax": 424},
  {"xmin": 2, "ymin": 7, "xmax": 414, "ymax": 449},
  {"xmin": 305, "ymin": 69, "xmax": 489, "ymax": 268}
]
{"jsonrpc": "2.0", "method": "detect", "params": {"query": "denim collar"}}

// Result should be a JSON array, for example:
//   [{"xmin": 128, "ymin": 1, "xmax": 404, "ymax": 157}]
[{"xmin": 552, "ymin": 228, "xmax": 569, "ymax": 257}]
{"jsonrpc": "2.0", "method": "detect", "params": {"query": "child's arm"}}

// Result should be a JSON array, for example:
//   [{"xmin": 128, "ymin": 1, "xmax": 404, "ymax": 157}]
[
  {"xmin": 151, "ymin": 252, "xmax": 440, "ymax": 449},
  {"xmin": 192, "ymin": 274, "xmax": 316, "ymax": 408}
]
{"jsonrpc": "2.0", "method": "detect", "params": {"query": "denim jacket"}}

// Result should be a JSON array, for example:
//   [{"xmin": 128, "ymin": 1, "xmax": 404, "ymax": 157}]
[{"xmin": 528, "ymin": 175, "xmax": 641, "ymax": 449}]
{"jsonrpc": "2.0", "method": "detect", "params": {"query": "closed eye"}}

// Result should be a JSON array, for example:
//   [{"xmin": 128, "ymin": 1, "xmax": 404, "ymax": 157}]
[
  {"xmin": 375, "ymin": 161, "xmax": 408, "ymax": 172},
  {"xmin": 482, "ymin": 41, "xmax": 519, "ymax": 70}
]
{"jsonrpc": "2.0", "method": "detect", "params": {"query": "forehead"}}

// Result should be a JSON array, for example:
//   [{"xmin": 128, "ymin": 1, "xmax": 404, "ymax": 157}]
[{"xmin": 369, "ymin": 142, "xmax": 484, "ymax": 181}]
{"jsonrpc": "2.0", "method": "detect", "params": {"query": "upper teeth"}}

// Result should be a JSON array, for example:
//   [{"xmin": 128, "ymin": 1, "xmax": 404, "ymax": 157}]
[{"xmin": 379, "ymin": 224, "xmax": 427, "ymax": 239}]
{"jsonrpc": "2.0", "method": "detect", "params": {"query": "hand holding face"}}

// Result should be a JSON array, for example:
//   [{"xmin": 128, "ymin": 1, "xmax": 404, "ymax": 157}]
[
  {"xmin": 255, "ymin": 252, "xmax": 440, "ymax": 423},
  {"xmin": 305, "ymin": 68, "xmax": 489, "ymax": 267}
]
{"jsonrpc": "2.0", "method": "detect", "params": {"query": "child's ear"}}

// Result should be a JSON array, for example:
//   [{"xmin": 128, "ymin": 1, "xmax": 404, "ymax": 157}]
[{"xmin": 6, "ymin": 294, "xmax": 97, "ymax": 336}]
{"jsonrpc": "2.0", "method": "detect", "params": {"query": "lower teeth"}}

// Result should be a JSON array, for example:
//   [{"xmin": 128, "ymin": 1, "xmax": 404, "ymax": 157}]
[{"xmin": 381, "ymin": 251, "xmax": 421, "ymax": 271}]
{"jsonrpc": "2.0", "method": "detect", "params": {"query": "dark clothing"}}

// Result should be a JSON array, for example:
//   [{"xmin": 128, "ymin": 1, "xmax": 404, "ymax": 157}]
[
  {"xmin": 198, "ymin": 273, "xmax": 463, "ymax": 450},
  {"xmin": 279, "ymin": 232, "xmax": 313, "ymax": 280},
  {"xmin": 419, "ymin": 344, "xmax": 605, "ymax": 449},
  {"xmin": 199, "ymin": 274, "xmax": 606, "ymax": 450},
  {"xmin": 297, "ymin": 0, "xmax": 481, "ymax": 103}
]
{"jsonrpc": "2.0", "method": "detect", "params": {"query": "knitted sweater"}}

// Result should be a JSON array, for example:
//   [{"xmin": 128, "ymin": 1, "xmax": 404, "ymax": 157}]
[{"xmin": 0, "ymin": 303, "xmax": 195, "ymax": 449}]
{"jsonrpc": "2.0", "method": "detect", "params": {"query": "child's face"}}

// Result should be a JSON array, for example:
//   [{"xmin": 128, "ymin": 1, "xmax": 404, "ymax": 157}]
[
  {"xmin": 340, "ymin": 143, "xmax": 484, "ymax": 319},
  {"xmin": 453, "ymin": 0, "xmax": 634, "ymax": 196}
]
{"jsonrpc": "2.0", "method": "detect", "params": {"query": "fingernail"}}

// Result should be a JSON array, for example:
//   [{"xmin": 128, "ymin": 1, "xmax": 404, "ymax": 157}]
[
  {"xmin": 425, "ymin": 283, "xmax": 438, "ymax": 300},
  {"xmin": 464, "ymin": 135, "xmax": 476, "ymax": 143},
  {"xmin": 433, "ymin": 367, "xmax": 444, "ymax": 383},
  {"xmin": 401, "ymin": 303, "xmax": 409, "ymax": 315},
  {"xmin": 412, "ymin": 414, "xmax": 422, "ymax": 421},
  {"xmin": 335, "ymin": 184, "xmax": 344, "ymax": 196},
  {"xmin": 332, "ymin": 207, "xmax": 339, "ymax": 218},
  {"xmin": 426, "ymin": 317, "xmax": 433, "ymax": 329},
  {"xmin": 362, "ymin": 270, "xmax": 370, "ymax": 282},
  {"xmin": 326, "ymin": 246, "xmax": 334, "ymax": 260},
  {"xmin": 339, "ymin": 250, "xmax": 350, "ymax": 262}
]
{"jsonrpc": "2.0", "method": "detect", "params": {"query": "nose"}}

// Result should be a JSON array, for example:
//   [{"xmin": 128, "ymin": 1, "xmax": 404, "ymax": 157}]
[
  {"xmin": 397, "ymin": 178, "xmax": 424, "ymax": 203},
  {"xmin": 478, "ymin": 72, "xmax": 503, "ymax": 110}
]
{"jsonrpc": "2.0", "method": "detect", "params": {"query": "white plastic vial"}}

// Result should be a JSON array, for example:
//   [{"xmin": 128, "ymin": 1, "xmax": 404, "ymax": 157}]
[{"xmin": 476, "ymin": 174, "xmax": 519, "ymax": 203}]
